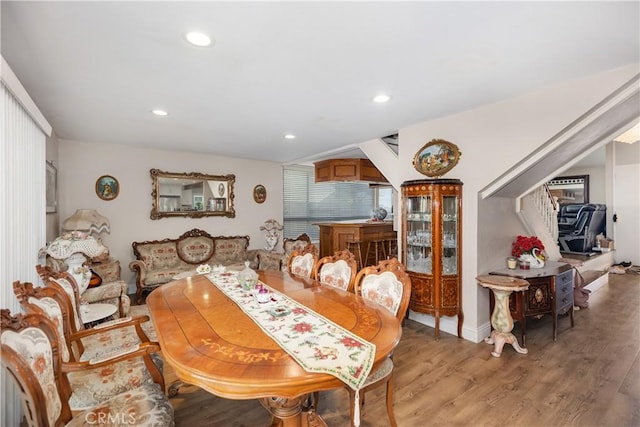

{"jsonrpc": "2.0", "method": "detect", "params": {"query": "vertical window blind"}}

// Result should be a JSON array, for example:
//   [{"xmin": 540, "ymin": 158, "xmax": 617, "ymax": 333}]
[
  {"xmin": 283, "ymin": 165, "xmax": 375, "ymax": 241},
  {"xmin": 1, "ymin": 80, "xmax": 48, "ymax": 427}
]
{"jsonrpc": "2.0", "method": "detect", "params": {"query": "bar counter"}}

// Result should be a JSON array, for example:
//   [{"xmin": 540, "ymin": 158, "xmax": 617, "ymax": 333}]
[{"xmin": 315, "ymin": 219, "xmax": 396, "ymax": 262}]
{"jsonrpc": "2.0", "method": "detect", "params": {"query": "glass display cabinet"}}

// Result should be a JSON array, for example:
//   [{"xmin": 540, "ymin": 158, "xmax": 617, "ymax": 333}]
[{"xmin": 401, "ymin": 179, "xmax": 463, "ymax": 339}]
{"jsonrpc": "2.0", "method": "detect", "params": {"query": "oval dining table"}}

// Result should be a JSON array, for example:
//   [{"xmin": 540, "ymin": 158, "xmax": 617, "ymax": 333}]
[{"xmin": 146, "ymin": 270, "xmax": 403, "ymax": 427}]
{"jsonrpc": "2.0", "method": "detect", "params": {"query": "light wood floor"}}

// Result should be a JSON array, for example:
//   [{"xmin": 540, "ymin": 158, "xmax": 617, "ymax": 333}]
[{"xmin": 165, "ymin": 272, "xmax": 640, "ymax": 426}]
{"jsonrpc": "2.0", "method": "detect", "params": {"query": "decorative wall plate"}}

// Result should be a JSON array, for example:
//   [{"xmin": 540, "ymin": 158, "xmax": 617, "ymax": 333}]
[
  {"xmin": 413, "ymin": 139, "xmax": 461, "ymax": 178},
  {"xmin": 95, "ymin": 175, "xmax": 119, "ymax": 200},
  {"xmin": 253, "ymin": 184, "xmax": 267, "ymax": 204}
]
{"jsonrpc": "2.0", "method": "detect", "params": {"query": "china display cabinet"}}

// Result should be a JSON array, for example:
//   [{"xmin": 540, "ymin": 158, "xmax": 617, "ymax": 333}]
[{"xmin": 401, "ymin": 179, "xmax": 463, "ymax": 339}]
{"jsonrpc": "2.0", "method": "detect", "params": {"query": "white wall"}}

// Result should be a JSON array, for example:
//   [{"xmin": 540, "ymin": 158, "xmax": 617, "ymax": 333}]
[
  {"xmin": 612, "ymin": 141, "xmax": 640, "ymax": 264},
  {"xmin": 58, "ymin": 140, "xmax": 283, "ymax": 288},
  {"xmin": 45, "ymin": 133, "xmax": 60, "ymax": 242},
  {"xmin": 386, "ymin": 64, "xmax": 638, "ymax": 342}
]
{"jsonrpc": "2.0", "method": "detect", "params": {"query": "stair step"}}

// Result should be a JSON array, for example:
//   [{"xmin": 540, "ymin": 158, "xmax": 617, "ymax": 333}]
[
  {"xmin": 581, "ymin": 269, "xmax": 607, "ymax": 286},
  {"xmin": 582, "ymin": 270, "xmax": 609, "ymax": 294},
  {"xmin": 559, "ymin": 250, "xmax": 615, "ymax": 274}
]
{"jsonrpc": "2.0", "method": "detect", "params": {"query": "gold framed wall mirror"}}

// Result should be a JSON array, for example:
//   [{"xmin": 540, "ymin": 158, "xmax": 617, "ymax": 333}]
[{"xmin": 150, "ymin": 169, "xmax": 236, "ymax": 219}]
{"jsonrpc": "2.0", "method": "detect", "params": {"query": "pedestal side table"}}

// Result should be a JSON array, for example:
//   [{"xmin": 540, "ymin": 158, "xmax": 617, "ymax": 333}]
[{"xmin": 476, "ymin": 275, "xmax": 530, "ymax": 358}]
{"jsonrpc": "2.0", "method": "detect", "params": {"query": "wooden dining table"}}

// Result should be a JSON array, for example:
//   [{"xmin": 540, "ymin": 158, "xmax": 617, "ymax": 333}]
[{"xmin": 146, "ymin": 270, "xmax": 403, "ymax": 427}]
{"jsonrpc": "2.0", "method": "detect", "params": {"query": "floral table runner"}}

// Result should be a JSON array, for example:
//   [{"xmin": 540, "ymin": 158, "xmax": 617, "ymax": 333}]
[{"xmin": 205, "ymin": 272, "xmax": 376, "ymax": 391}]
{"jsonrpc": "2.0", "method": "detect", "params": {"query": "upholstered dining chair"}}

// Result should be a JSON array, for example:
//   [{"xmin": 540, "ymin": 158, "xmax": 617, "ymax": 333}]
[
  {"xmin": 349, "ymin": 257, "xmax": 412, "ymax": 427},
  {"xmin": 312, "ymin": 249, "xmax": 358, "ymax": 292},
  {"xmin": 287, "ymin": 243, "xmax": 318, "ymax": 279},
  {"xmin": 1, "ymin": 309, "xmax": 174, "ymax": 427},
  {"xmin": 36, "ymin": 264, "xmax": 158, "ymax": 355},
  {"xmin": 12, "ymin": 281, "xmax": 165, "ymax": 412},
  {"xmin": 282, "ymin": 233, "xmax": 313, "ymax": 270}
]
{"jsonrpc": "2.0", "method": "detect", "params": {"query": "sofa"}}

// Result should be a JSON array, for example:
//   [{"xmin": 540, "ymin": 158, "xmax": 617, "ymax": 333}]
[{"xmin": 129, "ymin": 228, "xmax": 264, "ymax": 303}]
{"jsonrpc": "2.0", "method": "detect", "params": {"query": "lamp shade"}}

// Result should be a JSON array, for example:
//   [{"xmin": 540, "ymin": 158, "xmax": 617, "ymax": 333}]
[
  {"xmin": 62, "ymin": 209, "xmax": 110, "ymax": 235},
  {"xmin": 40, "ymin": 231, "xmax": 108, "ymax": 260}
]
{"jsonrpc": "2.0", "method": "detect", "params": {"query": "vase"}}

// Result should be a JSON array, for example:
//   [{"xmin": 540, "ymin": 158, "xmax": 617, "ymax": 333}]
[
  {"xmin": 65, "ymin": 252, "xmax": 92, "ymax": 294},
  {"xmin": 238, "ymin": 261, "xmax": 259, "ymax": 290},
  {"xmin": 370, "ymin": 208, "xmax": 387, "ymax": 221}
]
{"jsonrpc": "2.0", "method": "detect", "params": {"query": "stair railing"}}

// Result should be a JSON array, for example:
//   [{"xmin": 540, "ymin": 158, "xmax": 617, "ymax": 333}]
[{"xmin": 532, "ymin": 184, "xmax": 559, "ymax": 242}]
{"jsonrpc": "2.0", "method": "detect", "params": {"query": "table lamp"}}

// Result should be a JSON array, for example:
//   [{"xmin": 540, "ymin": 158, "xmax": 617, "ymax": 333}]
[
  {"xmin": 62, "ymin": 209, "xmax": 111, "ymax": 236},
  {"xmin": 40, "ymin": 231, "xmax": 107, "ymax": 294}
]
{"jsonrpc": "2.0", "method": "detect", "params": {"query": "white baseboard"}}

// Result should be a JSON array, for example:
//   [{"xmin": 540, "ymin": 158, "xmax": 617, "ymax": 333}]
[{"xmin": 408, "ymin": 310, "xmax": 490, "ymax": 344}]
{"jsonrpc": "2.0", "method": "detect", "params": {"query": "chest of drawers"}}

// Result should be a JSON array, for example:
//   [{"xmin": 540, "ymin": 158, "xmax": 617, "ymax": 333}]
[{"xmin": 489, "ymin": 261, "xmax": 575, "ymax": 345}]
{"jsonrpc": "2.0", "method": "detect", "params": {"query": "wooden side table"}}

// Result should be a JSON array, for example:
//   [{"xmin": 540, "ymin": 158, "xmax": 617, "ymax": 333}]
[{"xmin": 476, "ymin": 275, "xmax": 530, "ymax": 357}]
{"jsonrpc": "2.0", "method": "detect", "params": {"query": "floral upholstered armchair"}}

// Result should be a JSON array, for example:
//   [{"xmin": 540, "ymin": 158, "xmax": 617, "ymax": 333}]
[
  {"xmin": 1, "ymin": 309, "xmax": 174, "ymax": 426},
  {"xmin": 11, "ymin": 282, "xmax": 166, "ymax": 412},
  {"xmin": 43, "ymin": 255, "xmax": 130, "ymax": 318},
  {"xmin": 256, "ymin": 233, "xmax": 314, "ymax": 272}
]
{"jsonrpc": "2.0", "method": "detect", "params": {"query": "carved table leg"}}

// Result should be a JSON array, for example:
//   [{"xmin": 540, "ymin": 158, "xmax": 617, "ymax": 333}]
[
  {"xmin": 167, "ymin": 380, "xmax": 191, "ymax": 397},
  {"xmin": 486, "ymin": 289, "xmax": 528, "ymax": 357},
  {"xmin": 260, "ymin": 395, "xmax": 327, "ymax": 427}
]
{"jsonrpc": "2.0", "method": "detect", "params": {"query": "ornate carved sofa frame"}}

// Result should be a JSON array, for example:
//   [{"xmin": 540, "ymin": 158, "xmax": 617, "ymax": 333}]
[{"xmin": 129, "ymin": 228, "xmax": 262, "ymax": 303}]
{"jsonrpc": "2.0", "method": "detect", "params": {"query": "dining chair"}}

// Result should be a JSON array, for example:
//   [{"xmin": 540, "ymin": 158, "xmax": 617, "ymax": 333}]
[
  {"xmin": 287, "ymin": 243, "xmax": 318, "ymax": 279},
  {"xmin": 350, "ymin": 257, "xmax": 412, "ymax": 427},
  {"xmin": 12, "ymin": 281, "xmax": 166, "ymax": 411},
  {"xmin": 0, "ymin": 309, "xmax": 174, "ymax": 427},
  {"xmin": 282, "ymin": 233, "xmax": 313, "ymax": 270},
  {"xmin": 312, "ymin": 249, "xmax": 358, "ymax": 292},
  {"xmin": 36, "ymin": 264, "xmax": 158, "ymax": 354}
]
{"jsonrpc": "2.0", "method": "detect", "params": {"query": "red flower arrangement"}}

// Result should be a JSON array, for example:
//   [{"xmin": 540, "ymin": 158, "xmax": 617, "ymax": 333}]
[{"xmin": 511, "ymin": 235, "xmax": 545, "ymax": 258}]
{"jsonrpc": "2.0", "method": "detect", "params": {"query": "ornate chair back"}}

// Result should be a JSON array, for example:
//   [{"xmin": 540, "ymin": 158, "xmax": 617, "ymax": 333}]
[
  {"xmin": 354, "ymin": 257, "xmax": 412, "ymax": 322},
  {"xmin": 1, "ymin": 309, "xmax": 74, "ymax": 427},
  {"xmin": 36, "ymin": 265, "xmax": 84, "ymax": 333},
  {"xmin": 287, "ymin": 243, "xmax": 318, "ymax": 279},
  {"xmin": 313, "ymin": 249, "xmax": 358, "ymax": 292},
  {"xmin": 35, "ymin": 267, "xmax": 157, "ymax": 363},
  {"xmin": 283, "ymin": 233, "xmax": 312, "ymax": 256},
  {"xmin": 13, "ymin": 281, "xmax": 75, "ymax": 362}
]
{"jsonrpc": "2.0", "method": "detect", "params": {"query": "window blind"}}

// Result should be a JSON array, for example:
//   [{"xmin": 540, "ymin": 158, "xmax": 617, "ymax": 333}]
[{"xmin": 283, "ymin": 165, "xmax": 375, "ymax": 241}]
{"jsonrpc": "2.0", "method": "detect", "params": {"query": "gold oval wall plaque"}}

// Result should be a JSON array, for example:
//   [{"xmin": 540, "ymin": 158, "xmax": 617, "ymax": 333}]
[{"xmin": 413, "ymin": 139, "xmax": 461, "ymax": 178}]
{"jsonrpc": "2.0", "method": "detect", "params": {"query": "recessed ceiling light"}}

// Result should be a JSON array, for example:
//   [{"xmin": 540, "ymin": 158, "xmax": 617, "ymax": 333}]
[
  {"xmin": 152, "ymin": 109, "xmax": 168, "ymax": 116},
  {"xmin": 185, "ymin": 31, "xmax": 212, "ymax": 47},
  {"xmin": 373, "ymin": 94, "xmax": 391, "ymax": 103},
  {"xmin": 284, "ymin": 134, "xmax": 296, "ymax": 140}
]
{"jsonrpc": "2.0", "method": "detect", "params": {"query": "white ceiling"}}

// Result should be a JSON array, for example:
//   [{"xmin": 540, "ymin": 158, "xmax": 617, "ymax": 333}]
[{"xmin": 2, "ymin": 1, "xmax": 638, "ymax": 164}]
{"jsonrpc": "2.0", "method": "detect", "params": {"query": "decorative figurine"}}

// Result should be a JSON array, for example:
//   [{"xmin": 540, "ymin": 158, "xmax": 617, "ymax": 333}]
[{"xmin": 259, "ymin": 219, "xmax": 283, "ymax": 251}]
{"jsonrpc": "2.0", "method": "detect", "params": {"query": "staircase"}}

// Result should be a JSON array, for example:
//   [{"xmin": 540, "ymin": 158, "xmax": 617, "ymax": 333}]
[
  {"xmin": 517, "ymin": 185, "xmax": 561, "ymax": 261},
  {"xmin": 518, "ymin": 184, "xmax": 612, "ymax": 289}
]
